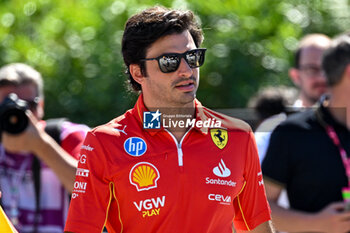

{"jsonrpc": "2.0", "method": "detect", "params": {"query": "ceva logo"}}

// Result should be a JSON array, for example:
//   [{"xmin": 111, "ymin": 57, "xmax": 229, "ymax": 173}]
[
  {"xmin": 213, "ymin": 159, "xmax": 231, "ymax": 178},
  {"xmin": 124, "ymin": 137, "xmax": 147, "ymax": 157},
  {"xmin": 129, "ymin": 162, "xmax": 160, "ymax": 191},
  {"xmin": 208, "ymin": 194, "xmax": 231, "ymax": 205}
]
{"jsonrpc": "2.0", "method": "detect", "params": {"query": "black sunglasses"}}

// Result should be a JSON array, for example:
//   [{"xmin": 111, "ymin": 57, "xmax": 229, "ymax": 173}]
[{"xmin": 141, "ymin": 48, "xmax": 207, "ymax": 73}]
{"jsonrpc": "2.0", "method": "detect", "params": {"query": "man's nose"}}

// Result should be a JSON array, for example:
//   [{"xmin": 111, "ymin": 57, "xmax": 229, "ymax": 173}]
[{"xmin": 177, "ymin": 58, "xmax": 193, "ymax": 78}]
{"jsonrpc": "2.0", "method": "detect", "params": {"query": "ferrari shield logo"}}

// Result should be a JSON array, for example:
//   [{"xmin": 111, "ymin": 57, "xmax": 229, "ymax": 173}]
[{"xmin": 210, "ymin": 129, "xmax": 228, "ymax": 149}]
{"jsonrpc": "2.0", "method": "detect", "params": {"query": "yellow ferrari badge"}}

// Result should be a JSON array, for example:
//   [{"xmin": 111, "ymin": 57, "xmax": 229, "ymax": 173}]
[{"xmin": 210, "ymin": 129, "xmax": 228, "ymax": 149}]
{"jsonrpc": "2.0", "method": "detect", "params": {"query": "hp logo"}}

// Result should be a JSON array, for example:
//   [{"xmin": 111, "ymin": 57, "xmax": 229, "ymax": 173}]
[{"xmin": 124, "ymin": 137, "xmax": 147, "ymax": 157}]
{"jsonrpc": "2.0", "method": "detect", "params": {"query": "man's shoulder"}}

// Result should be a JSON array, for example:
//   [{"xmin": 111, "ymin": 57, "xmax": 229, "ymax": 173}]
[
  {"xmin": 90, "ymin": 109, "xmax": 137, "ymax": 137},
  {"xmin": 202, "ymin": 107, "xmax": 252, "ymax": 133},
  {"xmin": 276, "ymin": 109, "xmax": 317, "ymax": 131}
]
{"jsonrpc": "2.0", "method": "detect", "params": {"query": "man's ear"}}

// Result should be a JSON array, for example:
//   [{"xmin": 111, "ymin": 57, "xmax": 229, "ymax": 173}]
[
  {"xmin": 129, "ymin": 64, "xmax": 145, "ymax": 85},
  {"xmin": 289, "ymin": 67, "xmax": 301, "ymax": 87}
]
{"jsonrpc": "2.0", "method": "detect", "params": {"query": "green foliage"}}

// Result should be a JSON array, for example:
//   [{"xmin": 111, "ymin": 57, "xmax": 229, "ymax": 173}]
[{"xmin": 0, "ymin": 0, "xmax": 349, "ymax": 126}]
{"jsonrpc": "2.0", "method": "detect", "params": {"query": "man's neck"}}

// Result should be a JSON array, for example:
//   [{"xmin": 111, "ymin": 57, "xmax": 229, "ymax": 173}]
[
  {"xmin": 327, "ymin": 87, "xmax": 350, "ymax": 130},
  {"xmin": 297, "ymin": 94, "xmax": 316, "ymax": 108},
  {"xmin": 164, "ymin": 107, "xmax": 196, "ymax": 143},
  {"xmin": 145, "ymin": 101, "xmax": 196, "ymax": 143}
]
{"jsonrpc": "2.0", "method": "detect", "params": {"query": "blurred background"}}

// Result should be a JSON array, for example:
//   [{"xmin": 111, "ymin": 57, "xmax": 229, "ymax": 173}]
[{"xmin": 0, "ymin": 0, "xmax": 349, "ymax": 127}]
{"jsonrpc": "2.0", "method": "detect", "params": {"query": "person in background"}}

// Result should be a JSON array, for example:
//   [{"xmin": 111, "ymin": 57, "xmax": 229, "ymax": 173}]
[
  {"xmin": 255, "ymin": 34, "xmax": 331, "ymax": 161},
  {"xmin": 254, "ymin": 34, "xmax": 331, "ymax": 232},
  {"xmin": 263, "ymin": 32, "xmax": 350, "ymax": 232},
  {"xmin": 289, "ymin": 33, "xmax": 331, "ymax": 108},
  {"xmin": 64, "ymin": 6, "xmax": 274, "ymax": 233},
  {"xmin": 0, "ymin": 63, "xmax": 89, "ymax": 233},
  {"xmin": 249, "ymin": 85, "xmax": 297, "ymax": 161}
]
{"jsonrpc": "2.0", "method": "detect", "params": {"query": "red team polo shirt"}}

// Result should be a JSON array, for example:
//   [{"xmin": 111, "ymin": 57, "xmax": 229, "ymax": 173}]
[{"xmin": 64, "ymin": 95, "xmax": 271, "ymax": 233}]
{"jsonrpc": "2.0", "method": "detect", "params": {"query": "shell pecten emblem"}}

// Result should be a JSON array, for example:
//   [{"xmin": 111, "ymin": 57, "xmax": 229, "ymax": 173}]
[{"xmin": 129, "ymin": 162, "xmax": 160, "ymax": 191}]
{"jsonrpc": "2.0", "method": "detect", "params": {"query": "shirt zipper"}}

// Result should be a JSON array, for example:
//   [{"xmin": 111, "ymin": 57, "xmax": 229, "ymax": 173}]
[{"xmin": 165, "ymin": 128, "xmax": 192, "ymax": 167}]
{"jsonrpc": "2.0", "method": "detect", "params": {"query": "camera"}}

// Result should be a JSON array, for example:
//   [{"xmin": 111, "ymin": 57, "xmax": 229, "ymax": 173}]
[{"xmin": 0, "ymin": 93, "xmax": 29, "ymax": 134}]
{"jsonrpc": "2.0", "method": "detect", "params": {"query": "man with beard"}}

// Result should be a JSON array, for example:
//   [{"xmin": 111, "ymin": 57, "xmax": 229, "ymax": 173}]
[
  {"xmin": 289, "ymin": 34, "xmax": 331, "ymax": 108},
  {"xmin": 255, "ymin": 34, "xmax": 331, "ymax": 162},
  {"xmin": 64, "ymin": 6, "xmax": 274, "ymax": 233},
  {"xmin": 263, "ymin": 32, "xmax": 350, "ymax": 232}
]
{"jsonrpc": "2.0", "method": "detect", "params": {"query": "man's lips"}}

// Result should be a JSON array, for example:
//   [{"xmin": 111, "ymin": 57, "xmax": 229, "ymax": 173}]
[
  {"xmin": 175, "ymin": 80, "xmax": 195, "ymax": 87},
  {"xmin": 312, "ymin": 84, "xmax": 327, "ymax": 91},
  {"xmin": 175, "ymin": 80, "xmax": 195, "ymax": 91}
]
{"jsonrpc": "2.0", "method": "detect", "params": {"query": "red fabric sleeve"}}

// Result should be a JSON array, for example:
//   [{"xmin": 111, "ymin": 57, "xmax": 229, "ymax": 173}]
[
  {"xmin": 61, "ymin": 131, "xmax": 86, "ymax": 160},
  {"xmin": 233, "ymin": 131, "xmax": 271, "ymax": 230},
  {"xmin": 64, "ymin": 132, "xmax": 115, "ymax": 233}
]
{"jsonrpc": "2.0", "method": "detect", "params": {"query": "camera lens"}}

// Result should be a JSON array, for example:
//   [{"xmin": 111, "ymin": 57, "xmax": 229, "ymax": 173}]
[
  {"xmin": 1, "ymin": 108, "xmax": 28, "ymax": 134},
  {"xmin": 0, "ymin": 93, "xmax": 29, "ymax": 134}
]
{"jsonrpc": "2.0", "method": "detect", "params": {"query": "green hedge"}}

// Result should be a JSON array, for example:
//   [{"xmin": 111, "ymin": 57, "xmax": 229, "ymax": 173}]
[{"xmin": 0, "ymin": 0, "xmax": 348, "ymax": 126}]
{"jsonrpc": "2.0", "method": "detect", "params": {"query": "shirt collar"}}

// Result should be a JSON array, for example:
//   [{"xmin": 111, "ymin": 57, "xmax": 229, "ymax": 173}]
[
  {"xmin": 131, "ymin": 94, "xmax": 210, "ymax": 136},
  {"xmin": 318, "ymin": 97, "xmax": 349, "ymax": 133}
]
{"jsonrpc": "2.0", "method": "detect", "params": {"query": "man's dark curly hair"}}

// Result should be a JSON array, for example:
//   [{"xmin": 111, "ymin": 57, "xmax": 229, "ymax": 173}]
[
  {"xmin": 121, "ymin": 6, "xmax": 204, "ymax": 92},
  {"xmin": 322, "ymin": 32, "xmax": 350, "ymax": 86}
]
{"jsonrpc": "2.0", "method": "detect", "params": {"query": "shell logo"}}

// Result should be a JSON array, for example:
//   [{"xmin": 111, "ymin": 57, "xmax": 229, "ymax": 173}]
[{"xmin": 129, "ymin": 162, "xmax": 160, "ymax": 191}]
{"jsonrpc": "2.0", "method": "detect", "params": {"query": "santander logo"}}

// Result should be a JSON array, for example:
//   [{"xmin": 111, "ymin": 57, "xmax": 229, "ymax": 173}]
[{"xmin": 213, "ymin": 159, "xmax": 231, "ymax": 178}]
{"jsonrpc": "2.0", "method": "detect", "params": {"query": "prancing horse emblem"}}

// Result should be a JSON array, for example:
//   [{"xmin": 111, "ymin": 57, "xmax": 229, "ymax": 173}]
[{"xmin": 210, "ymin": 129, "xmax": 228, "ymax": 149}]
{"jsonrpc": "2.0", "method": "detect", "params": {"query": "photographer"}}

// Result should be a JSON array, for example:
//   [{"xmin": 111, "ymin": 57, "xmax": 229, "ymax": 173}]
[{"xmin": 0, "ymin": 63, "xmax": 89, "ymax": 233}]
